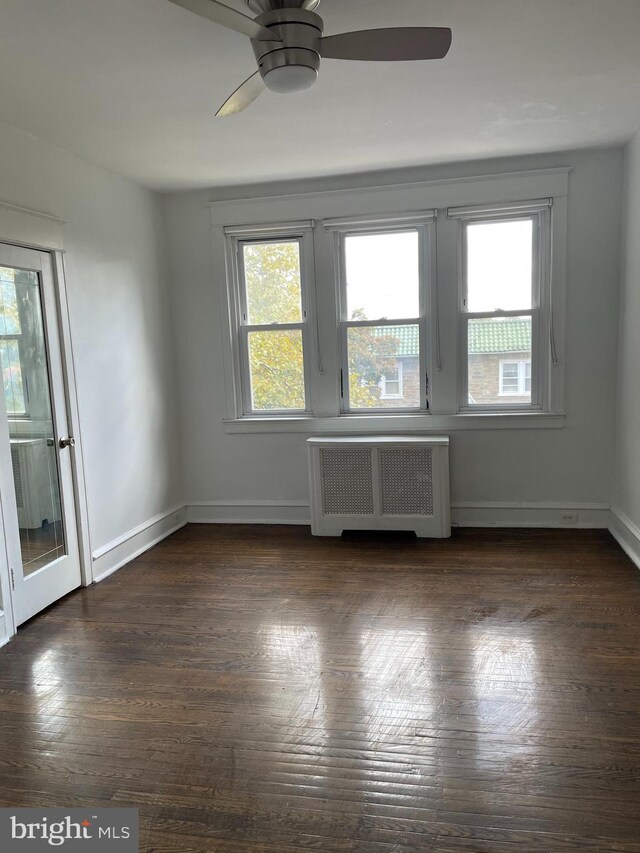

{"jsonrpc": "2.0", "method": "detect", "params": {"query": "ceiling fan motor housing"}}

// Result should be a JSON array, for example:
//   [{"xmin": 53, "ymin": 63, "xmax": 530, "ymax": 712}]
[
  {"xmin": 251, "ymin": 8, "xmax": 323, "ymax": 94},
  {"xmin": 246, "ymin": 1, "xmax": 321, "ymax": 13}
]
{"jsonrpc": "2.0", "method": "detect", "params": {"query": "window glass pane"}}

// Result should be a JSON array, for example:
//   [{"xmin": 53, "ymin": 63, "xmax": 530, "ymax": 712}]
[
  {"xmin": 468, "ymin": 317, "xmax": 532, "ymax": 405},
  {"xmin": 466, "ymin": 219, "xmax": 533, "ymax": 312},
  {"xmin": 0, "ymin": 271, "xmax": 21, "ymax": 335},
  {"xmin": 347, "ymin": 324, "xmax": 419, "ymax": 409},
  {"xmin": 248, "ymin": 329, "xmax": 305, "ymax": 411},
  {"xmin": 3, "ymin": 267, "xmax": 66, "ymax": 574},
  {"xmin": 345, "ymin": 231, "xmax": 419, "ymax": 321},
  {"xmin": 0, "ymin": 340, "xmax": 26, "ymax": 415},
  {"xmin": 243, "ymin": 241, "xmax": 302, "ymax": 325}
]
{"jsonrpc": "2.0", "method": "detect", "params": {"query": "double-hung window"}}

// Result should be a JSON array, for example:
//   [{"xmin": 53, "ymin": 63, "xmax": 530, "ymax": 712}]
[
  {"xmin": 335, "ymin": 220, "xmax": 431, "ymax": 412},
  {"xmin": 230, "ymin": 227, "xmax": 313, "ymax": 415},
  {"xmin": 221, "ymin": 185, "xmax": 563, "ymax": 424},
  {"xmin": 453, "ymin": 202, "xmax": 551, "ymax": 411}
]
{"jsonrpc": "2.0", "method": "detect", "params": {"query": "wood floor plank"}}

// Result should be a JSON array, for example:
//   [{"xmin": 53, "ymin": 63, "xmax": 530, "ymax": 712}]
[{"xmin": 0, "ymin": 525, "xmax": 639, "ymax": 852}]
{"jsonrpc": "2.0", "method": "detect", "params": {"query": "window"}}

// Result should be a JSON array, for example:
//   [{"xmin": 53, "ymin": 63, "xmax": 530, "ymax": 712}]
[
  {"xmin": 500, "ymin": 360, "xmax": 531, "ymax": 396},
  {"xmin": 232, "ymin": 232, "xmax": 312, "ymax": 415},
  {"xmin": 220, "ymin": 181, "xmax": 565, "ymax": 427},
  {"xmin": 380, "ymin": 362, "xmax": 404, "ymax": 399},
  {"xmin": 338, "ymin": 226, "xmax": 428, "ymax": 412},
  {"xmin": 455, "ymin": 203, "xmax": 550, "ymax": 411},
  {"xmin": 0, "ymin": 270, "xmax": 27, "ymax": 416}
]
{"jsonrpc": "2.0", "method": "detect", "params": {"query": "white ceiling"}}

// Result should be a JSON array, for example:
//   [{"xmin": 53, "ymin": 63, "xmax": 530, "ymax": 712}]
[{"xmin": 1, "ymin": 0, "xmax": 639, "ymax": 192}]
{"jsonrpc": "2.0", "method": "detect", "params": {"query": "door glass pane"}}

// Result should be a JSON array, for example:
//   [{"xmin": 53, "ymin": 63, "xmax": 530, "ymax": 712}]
[
  {"xmin": 248, "ymin": 329, "xmax": 306, "ymax": 411},
  {"xmin": 466, "ymin": 219, "xmax": 533, "ymax": 312},
  {"xmin": 345, "ymin": 231, "xmax": 420, "ymax": 320},
  {"xmin": 468, "ymin": 316, "xmax": 532, "ymax": 406},
  {"xmin": 347, "ymin": 324, "xmax": 420, "ymax": 409},
  {"xmin": 0, "ymin": 266, "xmax": 65, "ymax": 576},
  {"xmin": 243, "ymin": 241, "xmax": 302, "ymax": 325}
]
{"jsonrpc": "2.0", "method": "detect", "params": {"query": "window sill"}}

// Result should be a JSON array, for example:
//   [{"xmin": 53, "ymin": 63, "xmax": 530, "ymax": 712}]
[{"xmin": 223, "ymin": 412, "xmax": 566, "ymax": 434}]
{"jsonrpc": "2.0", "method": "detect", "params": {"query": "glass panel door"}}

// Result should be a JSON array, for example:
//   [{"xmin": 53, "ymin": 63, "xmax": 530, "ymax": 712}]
[{"xmin": 0, "ymin": 244, "xmax": 80, "ymax": 626}]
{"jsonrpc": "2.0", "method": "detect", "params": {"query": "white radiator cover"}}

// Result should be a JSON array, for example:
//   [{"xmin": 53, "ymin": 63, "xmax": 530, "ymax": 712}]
[{"xmin": 307, "ymin": 436, "xmax": 450, "ymax": 538}]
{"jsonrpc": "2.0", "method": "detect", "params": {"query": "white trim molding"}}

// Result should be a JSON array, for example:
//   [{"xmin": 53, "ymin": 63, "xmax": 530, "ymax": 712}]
[
  {"xmin": 452, "ymin": 502, "xmax": 610, "ymax": 529},
  {"xmin": 186, "ymin": 500, "xmax": 613, "ymax": 531},
  {"xmin": 92, "ymin": 504, "xmax": 188, "ymax": 583},
  {"xmin": 188, "ymin": 500, "xmax": 310, "ymax": 525},
  {"xmin": 223, "ymin": 412, "xmax": 565, "ymax": 434},
  {"xmin": 0, "ymin": 199, "xmax": 65, "ymax": 251},
  {"xmin": 609, "ymin": 507, "xmax": 640, "ymax": 571}
]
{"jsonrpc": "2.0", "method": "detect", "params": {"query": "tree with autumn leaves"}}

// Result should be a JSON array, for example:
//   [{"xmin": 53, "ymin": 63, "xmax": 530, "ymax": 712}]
[{"xmin": 244, "ymin": 241, "xmax": 400, "ymax": 410}]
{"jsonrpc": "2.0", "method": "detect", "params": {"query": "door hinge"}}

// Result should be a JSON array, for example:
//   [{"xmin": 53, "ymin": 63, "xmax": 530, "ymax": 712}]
[{"xmin": 10, "ymin": 568, "xmax": 15, "ymax": 591}]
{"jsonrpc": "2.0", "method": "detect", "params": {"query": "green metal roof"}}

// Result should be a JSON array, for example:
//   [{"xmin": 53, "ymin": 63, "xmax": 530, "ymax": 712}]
[
  {"xmin": 374, "ymin": 325, "xmax": 420, "ymax": 357},
  {"xmin": 468, "ymin": 318, "xmax": 531, "ymax": 354},
  {"xmin": 374, "ymin": 318, "xmax": 531, "ymax": 357}
]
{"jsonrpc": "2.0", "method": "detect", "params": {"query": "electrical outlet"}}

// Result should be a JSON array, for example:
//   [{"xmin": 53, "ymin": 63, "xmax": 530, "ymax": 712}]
[{"xmin": 559, "ymin": 511, "xmax": 578, "ymax": 525}]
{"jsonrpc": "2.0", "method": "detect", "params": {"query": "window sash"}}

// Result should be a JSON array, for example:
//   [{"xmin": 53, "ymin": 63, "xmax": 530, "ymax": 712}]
[
  {"xmin": 234, "ymin": 233, "xmax": 312, "ymax": 416},
  {"xmin": 458, "ymin": 209, "xmax": 547, "ymax": 412},
  {"xmin": 337, "ymin": 224, "xmax": 429, "ymax": 414}
]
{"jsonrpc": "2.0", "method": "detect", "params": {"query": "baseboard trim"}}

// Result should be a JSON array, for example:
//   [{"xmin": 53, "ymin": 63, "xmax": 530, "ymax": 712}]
[
  {"xmin": 186, "ymin": 500, "xmax": 611, "ymax": 529},
  {"xmin": 609, "ymin": 507, "xmax": 640, "ymax": 571},
  {"xmin": 452, "ymin": 502, "xmax": 611, "ymax": 529},
  {"xmin": 92, "ymin": 504, "xmax": 188, "ymax": 583},
  {"xmin": 187, "ymin": 500, "xmax": 310, "ymax": 525}
]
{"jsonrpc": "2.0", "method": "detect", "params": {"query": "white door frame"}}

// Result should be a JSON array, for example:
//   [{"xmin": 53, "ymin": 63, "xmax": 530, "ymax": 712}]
[{"xmin": 0, "ymin": 203, "xmax": 93, "ymax": 642}]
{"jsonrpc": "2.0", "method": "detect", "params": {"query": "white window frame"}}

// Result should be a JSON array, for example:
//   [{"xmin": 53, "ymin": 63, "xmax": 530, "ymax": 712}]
[
  {"xmin": 499, "ymin": 359, "xmax": 531, "ymax": 396},
  {"xmin": 224, "ymin": 222, "xmax": 315, "ymax": 418},
  {"xmin": 450, "ymin": 200, "xmax": 552, "ymax": 414},
  {"xmin": 329, "ymin": 214, "xmax": 435, "ymax": 415},
  {"xmin": 380, "ymin": 361, "xmax": 404, "ymax": 399},
  {"xmin": 214, "ymin": 170, "xmax": 568, "ymax": 433}
]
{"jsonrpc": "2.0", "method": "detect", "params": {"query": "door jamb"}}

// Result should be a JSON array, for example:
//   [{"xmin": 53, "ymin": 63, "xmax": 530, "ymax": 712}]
[{"xmin": 52, "ymin": 252, "xmax": 93, "ymax": 588}]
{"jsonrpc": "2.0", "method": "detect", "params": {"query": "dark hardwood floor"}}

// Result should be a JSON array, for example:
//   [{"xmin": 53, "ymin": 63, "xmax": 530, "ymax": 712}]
[{"xmin": 1, "ymin": 525, "xmax": 639, "ymax": 852}]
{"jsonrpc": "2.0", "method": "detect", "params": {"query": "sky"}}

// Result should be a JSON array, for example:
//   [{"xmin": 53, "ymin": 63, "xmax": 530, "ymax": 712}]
[{"xmin": 344, "ymin": 220, "xmax": 533, "ymax": 321}]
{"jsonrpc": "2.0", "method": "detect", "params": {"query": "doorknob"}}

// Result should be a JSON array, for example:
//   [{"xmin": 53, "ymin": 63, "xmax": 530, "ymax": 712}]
[{"xmin": 59, "ymin": 436, "xmax": 76, "ymax": 449}]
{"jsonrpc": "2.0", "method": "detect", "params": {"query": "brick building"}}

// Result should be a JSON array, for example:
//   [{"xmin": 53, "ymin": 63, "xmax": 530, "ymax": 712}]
[{"xmin": 376, "ymin": 318, "xmax": 532, "ymax": 407}]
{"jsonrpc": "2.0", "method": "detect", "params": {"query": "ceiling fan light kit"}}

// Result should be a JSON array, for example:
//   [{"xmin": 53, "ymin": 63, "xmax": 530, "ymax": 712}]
[
  {"xmin": 252, "ymin": 8, "xmax": 323, "ymax": 94},
  {"xmin": 167, "ymin": 0, "xmax": 452, "ymax": 115}
]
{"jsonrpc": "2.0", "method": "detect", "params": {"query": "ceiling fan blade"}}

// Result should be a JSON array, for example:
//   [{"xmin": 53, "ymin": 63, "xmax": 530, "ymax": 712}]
[
  {"xmin": 320, "ymin": 27, "xmax": 452, "ymax": 61},
  {"xmin": 167, "ymin": 0, "xmax": 277, "ymax": 41},
  {"xmin": 216, "ymin": 71, "xmax": 265, "ymax": 117}
]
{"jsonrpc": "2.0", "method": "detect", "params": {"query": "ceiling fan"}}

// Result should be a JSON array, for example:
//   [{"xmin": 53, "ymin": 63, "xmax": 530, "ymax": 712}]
[{"xmin": 167, "ymin": 0, "xmax": 452, "ymax": 116}]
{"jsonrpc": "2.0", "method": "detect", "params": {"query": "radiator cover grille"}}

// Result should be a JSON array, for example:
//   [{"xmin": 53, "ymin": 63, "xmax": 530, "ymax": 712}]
[
  {"xmin": 321, "ymin": 447, "xmax": 374, "ymax": 515},
  {"xmin": 379, "ymin": 447, "xmax": 433, "ymax": 516}
]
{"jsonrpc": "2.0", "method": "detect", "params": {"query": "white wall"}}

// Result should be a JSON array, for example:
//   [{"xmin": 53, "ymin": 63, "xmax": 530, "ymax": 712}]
[
  {"xmin": 612, "ymin": 130, "xmax": 640, "ymax": 559},
  {"xmin": 164, "ymin": 148, "xmax": 623, "ymax": 526},
  {"xmin": 0, "ymin": 122, "xmax": 184, "ymax": 571}
]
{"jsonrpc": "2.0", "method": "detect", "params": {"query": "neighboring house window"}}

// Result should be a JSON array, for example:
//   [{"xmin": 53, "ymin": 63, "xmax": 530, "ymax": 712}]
[
  {"xmin": 0, "ymin": 271, "xmax": 27, "ymax": 416},
  {"xmin": 500, "ymin": 359, "xmax": 531, "ymax": 396},
  {"xmin": 451, "ymin": 201, "xmax": 551, "ymax": 411},
  {"xmin": 229, "ymin": 227, "xmax": 312, "ymax": 415},
  {"xmin": 336, "ymin": 222, "xmax": 430, "ymax": 412},
  {"xmin": 380, "ymin": 362, "xmax": 404, "ymax": 398}
]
